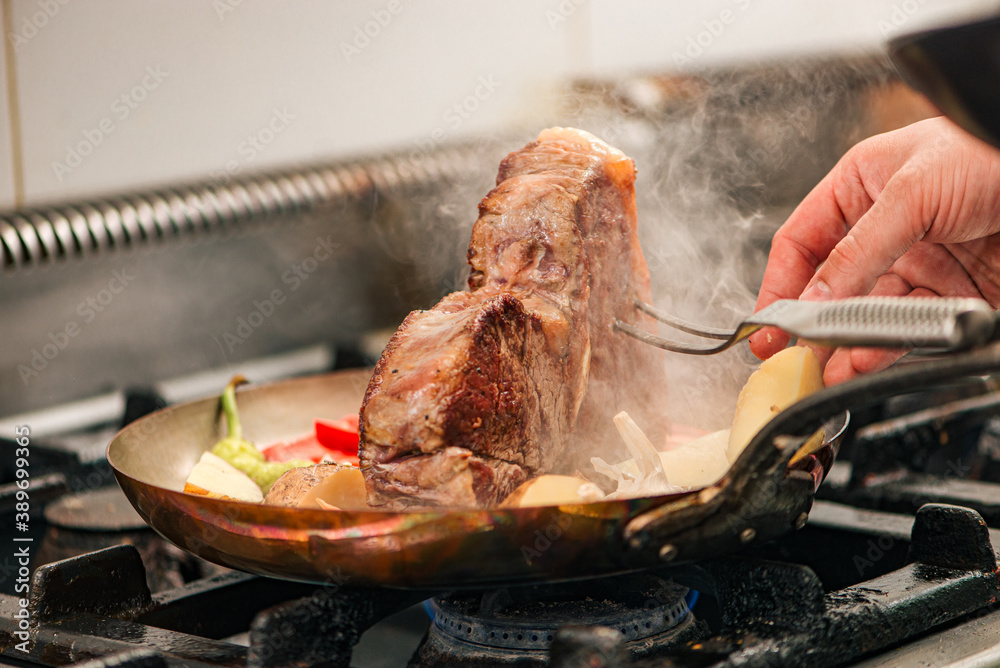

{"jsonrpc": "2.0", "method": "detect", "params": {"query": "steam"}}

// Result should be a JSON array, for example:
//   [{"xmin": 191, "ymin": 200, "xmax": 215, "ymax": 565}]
[
  {"xmin": 373, "ymin": 54, "xmax": 906, "ymax": 451},
  {"xmin": 548, "ymin": 55, "xmax": 904, "ymax": 436},
  {"xmin": 592, "ymin": 412, "xmax": 680, "ymax": 498}
]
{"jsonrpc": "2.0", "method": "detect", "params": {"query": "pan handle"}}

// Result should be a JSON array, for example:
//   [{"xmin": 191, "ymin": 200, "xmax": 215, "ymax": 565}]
[{"xmin": 623, "ymin": 343, "xmax": 1000, "ymax": 563}]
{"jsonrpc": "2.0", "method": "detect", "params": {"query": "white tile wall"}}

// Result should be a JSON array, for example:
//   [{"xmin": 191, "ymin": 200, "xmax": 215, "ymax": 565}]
[
  {"xmin": 10, "ymin": 0, "xmax": 577, "ymax": 206},
  {"xmin": 587, "ymin": 0, "xmax": 1000, "ymax": 75},
  {"xmin": 0, "ymin": 6, "xmax": 16, "ymax": 210},
  {"xmin": 4, "ymin": 0, "xmax": 999, "ymax": 209}
]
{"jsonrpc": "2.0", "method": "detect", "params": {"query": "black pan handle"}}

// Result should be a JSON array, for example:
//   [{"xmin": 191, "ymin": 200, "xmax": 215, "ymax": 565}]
[{"xmin": 623, "ymin": 343, "xmax": 1000, "ymax": 565}]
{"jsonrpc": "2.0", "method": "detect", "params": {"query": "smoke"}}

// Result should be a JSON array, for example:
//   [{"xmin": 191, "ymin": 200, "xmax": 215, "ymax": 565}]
[
  {"xmin": 547, "ymin": 54, "xmax": 908, "ymax": 434},
  {"xmin": 366, "ymin": 135, "xmax": 518, "ymax": 313},
  {"xmin": 373, "ymin": 53, "xmax": 920, "ymax": 443}
]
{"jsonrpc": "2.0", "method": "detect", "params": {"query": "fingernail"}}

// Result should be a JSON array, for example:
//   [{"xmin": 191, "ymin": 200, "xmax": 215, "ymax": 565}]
[{"xmin": 800, "ymin": 280, "xmax": 832, "ymax": 302}]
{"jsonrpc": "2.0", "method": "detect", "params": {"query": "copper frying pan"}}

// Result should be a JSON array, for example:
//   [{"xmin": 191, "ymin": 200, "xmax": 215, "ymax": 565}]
[{"xmin": 108, "ymin": 348, "xmax": 1000, "ymax": 589}]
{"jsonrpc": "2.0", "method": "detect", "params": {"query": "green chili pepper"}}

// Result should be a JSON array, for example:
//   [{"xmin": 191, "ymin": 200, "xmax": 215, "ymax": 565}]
[{"xmin": 210, "ymin": 375, "xmax": 311, "ymax": 493}]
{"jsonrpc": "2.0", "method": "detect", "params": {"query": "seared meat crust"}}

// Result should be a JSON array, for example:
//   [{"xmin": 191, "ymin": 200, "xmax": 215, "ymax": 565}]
[{"xmin": 360, "ymin": 128, "xmax": 664, "ymax": 509}]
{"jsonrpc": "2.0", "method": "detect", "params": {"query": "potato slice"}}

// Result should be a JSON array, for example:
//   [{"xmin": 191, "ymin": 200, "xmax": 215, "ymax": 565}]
[
  {"xmin": 596, "ymin": 347, "xmax": 824, "ymax": 496},
  {"xmin": 263, "ymin": 464, "xmax": 369, "ymax": 511},
  {"xmin": 613, "ymin": 428, "xmax": 731, "ymax": 489},
  {"xmin": 183, "ymin": 451, "xmax": 264, "ymax": 503},
  {"xmin": 264, "ymin": 464, "xmax": 338, "ymax": 506},
  {"xmin": 726, "ymin": 346, "xmax": 824, "ymax": 462},
  {"xmin": 503, "ymin": 475, "xmax": 604, "ymax": 508},
  {"xmin": 298, "ymin": 466, "xmax": 368, "ymax": 511},
  {"xmin": 660, "ymin": 428, "xmax": 732, "ymax": 488}
]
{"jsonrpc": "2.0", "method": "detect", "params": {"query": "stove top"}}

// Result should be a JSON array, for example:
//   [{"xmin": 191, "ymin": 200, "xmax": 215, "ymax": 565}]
[
  {"xmin": 5, "ymin": 340, "xmax": 1000, "ymax": 668},
  {"xmin": 2, "ymin": 495, "xmax": 1000, "ymax": 667},
  {"xmin": 1, "ymin": 53, "xmax": 968, "ymax": 666}
]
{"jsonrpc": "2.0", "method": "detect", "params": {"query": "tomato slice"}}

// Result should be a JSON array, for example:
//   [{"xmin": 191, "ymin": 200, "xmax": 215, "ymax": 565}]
[
  {"xmin": 261, "ymin": 414, "xmax": 361, "ymax": 466},
  {"xmin": 261, "ymin": 434, "xmax": 328, "ymax": 464},
  {"xmin": 315, "ymin": 415, "xmax": 360, "ymax": 455}
]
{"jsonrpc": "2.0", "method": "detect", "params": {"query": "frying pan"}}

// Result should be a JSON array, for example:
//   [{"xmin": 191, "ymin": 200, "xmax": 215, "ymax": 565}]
[{"xmin": 108, "ymin": 345, "xmax": 1000, "ymax": 589}]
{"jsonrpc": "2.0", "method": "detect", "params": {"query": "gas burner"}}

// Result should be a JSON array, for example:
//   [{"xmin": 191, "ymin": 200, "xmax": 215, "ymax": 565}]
[
  {"xmin": 412, "ymin": 573, "xmax": 700, "ymax": 667},
  {"xmin": 36, "ymin": 486, "xmax": 219, "ymax": 593},
  {"xmin": 3, "ymin": 502, "xmax": 1000, "ymax": 666},
  {"xmin": 43, "ymin": 485, "xmax": 148, "ymax": 532}
]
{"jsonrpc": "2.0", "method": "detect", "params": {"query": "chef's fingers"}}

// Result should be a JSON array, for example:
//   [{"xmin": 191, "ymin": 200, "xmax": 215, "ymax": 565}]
[
  {"xmin": 823, "ymin": 345, "xmax": 904, "ymax": 385},
  {"xmin": 750, "ymin": 177, "xmax": 858, "ymax": 360},
  {"xmin": 831, "ymin": 241, "xmax": 982, "ymax": 381},
  {"xmin": 850, "ymin": 285, "xmax": 944, "ymax": 374},
  {"xmin": 749, "ymin": 137, "xmax": 902, "ymax": 359},
  {"xmin": 885, "ymin": 241, "xmax": 981, "ymax": 298},
  {"xmin": 946, "ymin": 240, "xmax": 1000, "ymax": 307},
  {"xmin": 753, "ymin": 127, "xmax": 917, "ymax": 311},
  {"xmin": 750, "ymin": 126, "xmax": 927, "ymax": 360},
  {"xmin": 748, "ymin": 326, "xmax": 788, "ymax": 361},
  {"xmin": 779, "ymin": 241, "xmax": 981, "ymax": 372},
  {"xmin": 803, "ymin": 167, "xmax": 929, "ymax": 302}
]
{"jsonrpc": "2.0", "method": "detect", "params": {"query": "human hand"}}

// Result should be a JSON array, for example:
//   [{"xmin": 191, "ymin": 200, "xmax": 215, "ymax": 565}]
[{"xmin": 748, "ymin": 117, "xmax": 1000, "ymax": 384}]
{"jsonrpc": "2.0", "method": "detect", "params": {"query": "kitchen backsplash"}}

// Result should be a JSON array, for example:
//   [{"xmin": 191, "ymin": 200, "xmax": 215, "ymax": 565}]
[{"xmin": 0, "ymin": 0, "xmax": 995, "ymax": 210}]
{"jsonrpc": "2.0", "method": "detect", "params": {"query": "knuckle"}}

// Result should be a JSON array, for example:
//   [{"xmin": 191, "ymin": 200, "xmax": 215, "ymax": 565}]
[
  {"xmin": 843, "ymin": 133, "xmax": 889, "ymax": 169},
  {"xmin": 825, "ymin": 234, "xmax": 868, "ymax": 278}
]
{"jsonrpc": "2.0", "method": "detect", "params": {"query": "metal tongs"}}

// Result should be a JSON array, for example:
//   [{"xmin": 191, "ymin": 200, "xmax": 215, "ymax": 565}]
[{"xmin": 615, "ymin": 296, "xmax": 999, "ymax": 355}]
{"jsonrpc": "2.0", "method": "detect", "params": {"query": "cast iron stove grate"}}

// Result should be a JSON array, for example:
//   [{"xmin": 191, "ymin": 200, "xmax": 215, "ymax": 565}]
[{"xmin": 1, "ymin": 501, "xmax": 999, "ymax": 667}]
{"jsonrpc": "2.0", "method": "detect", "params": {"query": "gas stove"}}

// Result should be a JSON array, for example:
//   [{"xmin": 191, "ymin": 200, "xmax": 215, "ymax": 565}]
[
  {"xmin": 1, "ymin": 54, "xmax": 988, "ymax": 668},
  {"xmin": 4, "ymin": 355, "xmax": 1000, "ymax": 668}
]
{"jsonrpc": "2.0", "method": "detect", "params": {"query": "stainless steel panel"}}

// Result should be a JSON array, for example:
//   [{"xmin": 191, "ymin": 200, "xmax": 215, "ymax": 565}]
[{"xmin": 0, "ymin": 141, "xmax": 505, "ymax": 416}]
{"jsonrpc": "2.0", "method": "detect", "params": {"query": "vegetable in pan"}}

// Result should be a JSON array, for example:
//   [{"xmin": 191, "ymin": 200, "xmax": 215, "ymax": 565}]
[
  {"xmin": 183, "ymin": 375, "xmax": 366, "ymax": 504},
  {"xmin": 183, "ymin": 451, "xmax": 264, "ymax": 502},
  {"xmin": 727, "ymin": 346, "xmax": 824, "ymax": 460},
  {"xmin": 591, "ymin": 347, "xmax": 825, "ymax": 499},
  {"xmin": 183, "ymin": 348, "xmax": 826, "ymax": 508},
  {"xmin": 261, "ymin": 416, "xmax": 360, "ymax": 466},
  {"xmin": 208, "ymin": 375, "xmax": 312, "ymax": 494},
  {"xmin": 264, "ymin": 463, "xmax": 368, "ymax": 510}
]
